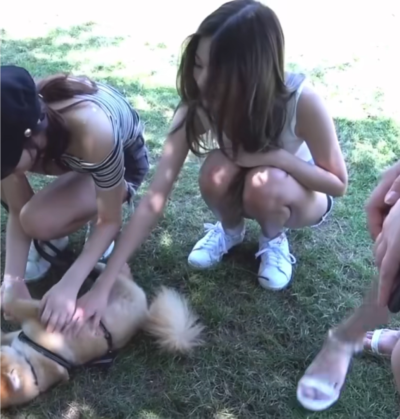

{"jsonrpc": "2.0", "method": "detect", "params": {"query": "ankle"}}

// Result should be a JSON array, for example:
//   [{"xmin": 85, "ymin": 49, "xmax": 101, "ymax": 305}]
[
  {"xmin": 260, "ymin": 228, "xmax": 287, "ymax": 240},
  {"xmin": 223, "ymin": 219, "xmax": 245, "ymax": 236},
  {"xmin": 328, "ymin": 329, "xmax": 364, "ymax": 353}
]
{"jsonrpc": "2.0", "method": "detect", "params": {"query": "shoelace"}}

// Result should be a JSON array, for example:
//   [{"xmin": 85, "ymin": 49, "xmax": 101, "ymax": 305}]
[
  {"xmin": 195, "ymin": 222, "xmax": 228, "ymax": 255},
  {"xmin": 255, "ymin": 238, "xmax": 296, "ymax": 266}
]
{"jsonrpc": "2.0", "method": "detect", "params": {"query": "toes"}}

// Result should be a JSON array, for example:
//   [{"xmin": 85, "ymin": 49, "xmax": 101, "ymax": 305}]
[
  {"xmin": 363, "ymin": 336, "xmax": 372, "ymax": 351},
  {"xmin": 364, "ymin": 329, "xmax": 400, "ymax": 355},
  {"xmin": 301, "ymin": 385, "xmax": 332, "ymax": 401},
  {"xmin": 297, "ymin": 373, "xmax": 343, "ymax": 412}
]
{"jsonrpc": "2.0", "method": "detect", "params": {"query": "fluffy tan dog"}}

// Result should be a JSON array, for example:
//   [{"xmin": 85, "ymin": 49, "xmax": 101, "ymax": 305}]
[{"xmin": 0, "ymin": 263, "xmax": 203, "ymax": 409}]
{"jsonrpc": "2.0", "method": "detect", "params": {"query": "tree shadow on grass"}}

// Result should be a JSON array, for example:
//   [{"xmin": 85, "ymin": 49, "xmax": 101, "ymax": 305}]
[
  {"xmin": 1, "ymin": 22, "xmax": 126, "ymax": 76},
  {"xmin": 1, "ymin": 25, "xmax": 400, "ymax": 419}
]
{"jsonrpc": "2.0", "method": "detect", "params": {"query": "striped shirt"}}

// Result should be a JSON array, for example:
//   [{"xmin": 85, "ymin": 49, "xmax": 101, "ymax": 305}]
[{"xmin": 61, "ymin": 82, "xmax": 144, "ymax": 190}]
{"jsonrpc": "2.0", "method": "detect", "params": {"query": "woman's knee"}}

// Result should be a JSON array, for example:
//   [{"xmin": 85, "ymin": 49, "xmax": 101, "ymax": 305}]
[
  {"xmin": 199, "ymin": 150, "xmax": 241, "ymax": 198},
  {"xmin": 20, "ymin": 201, "xmax": 57, "ymax": 241},
  {"xmin": 243, "ymin": 167, "xmax": 288, "ymax": 213}
]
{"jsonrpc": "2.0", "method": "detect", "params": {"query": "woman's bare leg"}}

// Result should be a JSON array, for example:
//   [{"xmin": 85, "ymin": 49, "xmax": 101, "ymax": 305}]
[
  {"xmin": 17, "ymin": 172, "xmax": 126, "ymax": 281},
  {"xmin": 188, "ymin": 153, "xmax": 332, "ymax": 292},
  {"xmin": 297, "ymin": 281, "xmax": 389, "ymax": 411},
  {"xmin": 188, "ymin": 150, "xmax": 246, "ymax": 269},
  {"xmin": 242, "ymin": 166, "xmax": 329, "ymax": 290}
]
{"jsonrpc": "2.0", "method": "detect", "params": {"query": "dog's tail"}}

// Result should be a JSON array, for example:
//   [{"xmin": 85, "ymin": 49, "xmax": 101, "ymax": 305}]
[{"xmin": 144, "ymin": 287, "xmax": 204, "ymax": 354}]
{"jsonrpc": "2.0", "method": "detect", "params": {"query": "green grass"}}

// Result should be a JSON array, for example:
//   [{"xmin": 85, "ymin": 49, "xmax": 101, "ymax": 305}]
[{"xmin": 1, "ymin": 3, "xmax": 400, "ymax": 418}]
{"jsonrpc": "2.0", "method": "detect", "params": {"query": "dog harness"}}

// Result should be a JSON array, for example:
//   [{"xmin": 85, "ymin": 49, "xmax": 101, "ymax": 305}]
[{"xmin": 17, "ymin": 320, "xmax": 115, "ymax": 372}]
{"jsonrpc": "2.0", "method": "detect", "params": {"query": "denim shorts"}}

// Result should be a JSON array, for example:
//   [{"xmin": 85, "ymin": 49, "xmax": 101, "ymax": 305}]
[{"xmin": 124, "ymin": 135, "xmax": 150, "ymax": 207}]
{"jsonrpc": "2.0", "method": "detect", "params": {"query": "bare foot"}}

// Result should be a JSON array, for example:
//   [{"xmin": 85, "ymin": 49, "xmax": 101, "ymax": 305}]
[
  {"xmin": 363, "ymin": 329, "xmax": 400, "ymax": 356},
  {"xmin": 297, "ymin": 330, "xmax": 361, "ymax": 411}
]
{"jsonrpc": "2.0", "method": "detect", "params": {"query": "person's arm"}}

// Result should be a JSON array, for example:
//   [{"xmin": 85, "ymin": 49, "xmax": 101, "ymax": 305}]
[
  {"xmin": 366, "ymin": 160, "xmax": 400, "ymax": 240},
  {"xmin": 93, "ymin": 106, "xmax": 192, "ymax": 294},
  {"xmin": 2, "ymin": 174, "xmax": 34, "ymax": 280},
  {"xmin": 280, "ymin": 85, "xmax": 348, "ymax": 196},
  {"xmin": 56, "ymin": 115, "xmax": 125, "ymax": 294},
  {"xmin": 59, "ymin": 186, "xmax": 123, "ymax": 293},
  {"xmin": 39, "ymin": 110, "xmax": 129, "ymax": 332},
  {"xmin": 234, "ymin": 86, "xmax": 348, "ymax": 197}
]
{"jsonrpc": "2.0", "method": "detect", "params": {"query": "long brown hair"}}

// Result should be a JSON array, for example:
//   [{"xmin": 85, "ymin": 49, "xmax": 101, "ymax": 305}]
[
  {"xmin": 32, "ymin": 74, "xmax": 98, "ymax": 172},
  {"xmin": 174, "ymin": 0, "xmax": 295, "ymax": 158}
]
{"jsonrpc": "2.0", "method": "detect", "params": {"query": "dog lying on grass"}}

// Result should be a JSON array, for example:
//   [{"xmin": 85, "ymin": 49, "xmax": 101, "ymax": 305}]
[{"xmin": 0, "ymin": 263, "xmax": 203, "ymax": 408}]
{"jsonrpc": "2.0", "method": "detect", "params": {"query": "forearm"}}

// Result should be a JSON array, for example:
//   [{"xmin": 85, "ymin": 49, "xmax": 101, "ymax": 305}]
[
  {"xmin": 279, "ymin": 153, "xmax": 347, "ymax": 197},
  {"xmin": 94, "ymin": 191, "xmax": 167, "ymax": 293},
  {"xmin": 61, "ymin": 221, "xmax": 121, "ymax": 292},
  {"xmin": 3, "ymin": 174, "xmax": 34, "ymax": 279},
  {"xmin": 4, "ymin": 212, "xmax": 32, "ymax": 279},
  {"xmin": 93, "ymin": 116, "xmax": 189, "ymax": 293}
]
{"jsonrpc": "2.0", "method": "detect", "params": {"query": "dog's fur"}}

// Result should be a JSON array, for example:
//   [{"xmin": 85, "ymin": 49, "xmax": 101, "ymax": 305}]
[{"xmin": 0, "ymin": 263, "xmax": 203, "ymax": 408}]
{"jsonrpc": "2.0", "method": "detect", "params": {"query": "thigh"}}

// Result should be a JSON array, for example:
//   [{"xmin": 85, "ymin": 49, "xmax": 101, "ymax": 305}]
[
  {"xmin": 243, "ymin": 166, "xmax": 330, "ymax": 228},
  {"xmin": 22, "ymin": 172, "xmax": 98, "ymax": 228},
  {"xmin": 284, "ymin": 177, "xmax": 330, "ymax": 229},
  {"xmin": 123, "ymin": 135, "xmax": 150, "ymax": 197},
  {"xmin": 200, "ymin": 149, "xmax": 241, "ymax": 182}
]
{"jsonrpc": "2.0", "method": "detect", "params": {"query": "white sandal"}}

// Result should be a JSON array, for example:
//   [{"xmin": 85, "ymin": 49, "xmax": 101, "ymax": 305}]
[
  {"xmin": 369, "ymin": 329, "xmax": 390, "ymax": 357},
  {"xmin": 297, "ymin": 329, "xmax": 363, "ymax": 412}
]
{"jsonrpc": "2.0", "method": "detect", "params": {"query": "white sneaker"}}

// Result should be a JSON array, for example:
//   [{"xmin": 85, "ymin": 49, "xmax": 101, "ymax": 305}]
[
  {"xmin": 256, "ymin": 232, "xmax": 296, "ymax": 291},
  {"xmin": 188, "ymin": 222, "xmax": 245, "ymax": 269},
  {"xmin": 100, "ymin": 241, "xmax": 115, "ymax": 261},
  {"xmin": 25, "ymin": 236, "xmax": 69, "ymax": 282}
]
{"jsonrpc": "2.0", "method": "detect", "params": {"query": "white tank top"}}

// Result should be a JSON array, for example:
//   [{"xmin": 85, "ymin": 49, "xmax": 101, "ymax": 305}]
[
  {"xmin": 197, "ymin": 72, "xmax": 312, "ymax": 162},
  {"xmin": 278, "ymin": 72, "xmax": 312, "ymax": 162}
]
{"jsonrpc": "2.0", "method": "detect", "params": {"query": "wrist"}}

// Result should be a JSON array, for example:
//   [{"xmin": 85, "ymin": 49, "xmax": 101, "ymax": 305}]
[
  {"xmin": 92, "ymin": 274, "xmax": 113, "ymax": 294},
  {"xmin": 59, "ymin": 271, "xmax": 83, "ymax": 294},
  {"xmin": 3, "ymin": 274, "xmax": 23, "ymax": 283}
]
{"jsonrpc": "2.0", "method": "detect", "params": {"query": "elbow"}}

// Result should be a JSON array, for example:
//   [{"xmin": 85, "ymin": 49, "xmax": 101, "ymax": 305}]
[
  {"xmin": 333, "ymin": 187, "xmax": 346, "ymax": 198},
  {"xmin": 96, "ymin": 217, "xmax": 122, "ymax": 234},
  {"xmin": 331, "ymin": 178, "xmax": 348, "ymax": 197}
]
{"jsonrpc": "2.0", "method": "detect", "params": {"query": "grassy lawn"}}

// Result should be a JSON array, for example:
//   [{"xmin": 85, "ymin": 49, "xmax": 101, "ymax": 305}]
[{"xmin": 1, "ymin": 2, "xmax": 400, "ymax": 418}]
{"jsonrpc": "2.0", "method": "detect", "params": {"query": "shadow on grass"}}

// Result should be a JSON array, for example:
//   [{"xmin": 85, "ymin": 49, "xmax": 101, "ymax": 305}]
[
  {"xmin": 1, "ymin": 25, "xmax": 400, "ymax": 419},
  {"xmin": 1, "ymin": 23, "xmax": 125, "ymax": 75}
]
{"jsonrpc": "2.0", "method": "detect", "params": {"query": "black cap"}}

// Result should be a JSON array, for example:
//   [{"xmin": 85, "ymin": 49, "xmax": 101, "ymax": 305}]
[{"xmin": 1, "ymin": 65, "xmax": 42, "ymax": 179}]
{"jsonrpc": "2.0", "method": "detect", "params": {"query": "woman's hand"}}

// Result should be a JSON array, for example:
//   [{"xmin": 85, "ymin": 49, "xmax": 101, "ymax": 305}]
[
  {"xmin": 40, "ymin": 281, "xmax": 78, "ymax": 333},
  {"xmin": 366, "ymin": 161, "xmax": 400, "ymax": 240},
  {"xmin": 64, "ymin": 285, "xmax": 109, "ymax": 337},
  {"xmin": 1, "ymin": 275, "xmax": 30, "ymax": 321},
  {"xmin": 373, "ymin": 199, "xmax": 400, "ymax": 306}
]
